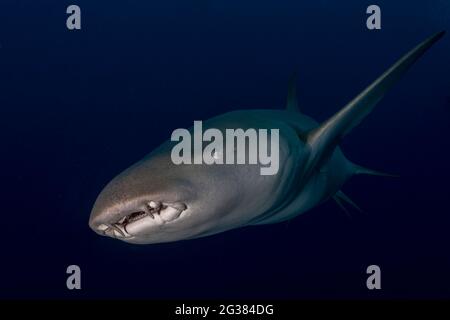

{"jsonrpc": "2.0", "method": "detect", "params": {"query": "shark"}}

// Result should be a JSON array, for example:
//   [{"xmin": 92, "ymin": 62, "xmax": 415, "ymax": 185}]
[{"xmin": 89, "ymin": 31, "xmax": 445, "ymax": 244}]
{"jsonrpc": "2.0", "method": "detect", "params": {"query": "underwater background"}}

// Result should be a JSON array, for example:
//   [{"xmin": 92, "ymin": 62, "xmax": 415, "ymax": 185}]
[{"xmin": 1, "ymin": 0, "xmax": 449, "ymax": 299}]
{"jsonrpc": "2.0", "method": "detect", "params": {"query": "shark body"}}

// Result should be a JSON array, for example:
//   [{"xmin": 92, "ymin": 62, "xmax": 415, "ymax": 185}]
[{"xmin": 89, "ymin": 32, "xmax": 444, "ymax": 244}]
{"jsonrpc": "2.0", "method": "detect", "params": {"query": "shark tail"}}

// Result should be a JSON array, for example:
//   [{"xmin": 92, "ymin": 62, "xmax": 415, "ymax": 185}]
[{"xmin": 300, "ymin": 31, "xmax": 445, "ymax": 181}]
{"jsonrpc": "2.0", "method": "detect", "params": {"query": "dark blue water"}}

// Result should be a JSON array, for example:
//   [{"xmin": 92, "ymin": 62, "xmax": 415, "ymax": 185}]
[{"xmin": 1, "ymin": 0, "xmax": 449, "ymax": 299}]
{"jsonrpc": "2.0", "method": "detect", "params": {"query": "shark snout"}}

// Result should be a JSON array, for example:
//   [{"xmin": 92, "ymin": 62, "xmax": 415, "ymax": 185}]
[{"xmin": 89, "ymin": 197, "xmax": 188, "ymax": 241}]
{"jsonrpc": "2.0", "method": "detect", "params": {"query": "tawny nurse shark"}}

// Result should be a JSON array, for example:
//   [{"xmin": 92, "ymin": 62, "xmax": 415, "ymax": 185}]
[{"xmin": 89, "ymin": 32, "xmax": 445, "ymax": 244}]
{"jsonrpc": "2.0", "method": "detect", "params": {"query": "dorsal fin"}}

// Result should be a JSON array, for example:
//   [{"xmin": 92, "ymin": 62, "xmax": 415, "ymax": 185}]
[
  {"xmin": 303, "ymin": 31, "xmax": 445, "ymax": 176},
  {"xmin": 286, "ymin": 72, "xmax": 300, "ymax": 112}
]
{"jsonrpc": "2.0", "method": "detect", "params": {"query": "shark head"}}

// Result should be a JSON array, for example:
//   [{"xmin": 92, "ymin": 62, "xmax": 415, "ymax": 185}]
[{"xmin": 89, "ymin": 143, "xmax": 263, "ymax": 244}]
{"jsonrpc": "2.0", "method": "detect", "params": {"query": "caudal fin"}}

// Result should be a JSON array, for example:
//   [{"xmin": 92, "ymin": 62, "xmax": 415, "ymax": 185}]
[{"xmin": 301, "ymin": 31, "xmax": 445, "ymax": 180}]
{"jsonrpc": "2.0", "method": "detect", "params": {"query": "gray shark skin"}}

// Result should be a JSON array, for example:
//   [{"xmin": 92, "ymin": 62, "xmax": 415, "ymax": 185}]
[{"xmin": 89, "ymin": 32, "xmax": 445, "ymax": 244}]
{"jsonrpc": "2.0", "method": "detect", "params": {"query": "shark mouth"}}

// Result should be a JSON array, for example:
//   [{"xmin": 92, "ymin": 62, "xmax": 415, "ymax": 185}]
[{"xmin": 97, "ymin": 201, "xmax": 187, "ymax": 238}]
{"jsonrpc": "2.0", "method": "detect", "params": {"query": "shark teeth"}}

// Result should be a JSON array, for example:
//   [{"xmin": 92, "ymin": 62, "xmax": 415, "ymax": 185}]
[
  {"xmin": 159, "ymin": 206, "xmax": 182, "ymax": 222},
  {"xmin": 101, "ymin": 223, "xmax": 129, "ymax": 238},
  {"xmin": 159, "ymin": 203, "xmax": 187, "ymax": 222},
  {"xmin": 97, "ymin": 224, "xmax": 109, "ymax": 231},
  {"xmin": 110, "ymin": 201, "xmax": 187, "ymax": 236},
  {"xmin": 126, "ymin": 210, "xmax": 148, "ymax": 223}
]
